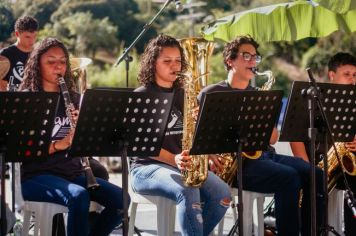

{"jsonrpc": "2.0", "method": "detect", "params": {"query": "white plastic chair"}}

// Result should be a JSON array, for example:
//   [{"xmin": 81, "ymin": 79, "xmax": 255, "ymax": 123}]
[
  {"xmin": 216, "ymin": 188, "xmax": 274, "ymax": 236},
  {"xmin": 327, "ymin": 188, "xmax": 344, "ymax": 235},
  {"xmin": 128, "ymin": 190, "xmax": 176, "ymax": 236},
  {"xmin": 22, "ymin": 201, "xmax": 68, "ymax": 236},
  {"xmin": 127, "ymin": 164, "xmax": 176, "ymax": 236}
]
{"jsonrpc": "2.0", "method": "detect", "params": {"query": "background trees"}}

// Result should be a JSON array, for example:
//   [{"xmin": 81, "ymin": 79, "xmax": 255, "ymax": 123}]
[{"xmin": 1, "ymin": 0, "xmax": 355, "ymax": 93}]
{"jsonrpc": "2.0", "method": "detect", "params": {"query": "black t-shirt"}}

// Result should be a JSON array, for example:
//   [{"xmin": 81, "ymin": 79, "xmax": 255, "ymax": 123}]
[
  {"xmin": 130, "ymin": 82, "xmax": 184, "ymax": 169},
  {"xmin": 21, "ymin": 93, "xmax": 84, "ymax": 181},
  {"xmin": 197, "ymin": 80, "xmax": 254, "ymax": 102},
  {"xmin": 0, "ymin": 45, "xmax": 29, "ymax": 90}
]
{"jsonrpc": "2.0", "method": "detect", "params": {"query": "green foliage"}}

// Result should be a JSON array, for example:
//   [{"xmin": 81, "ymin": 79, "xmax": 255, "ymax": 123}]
[
  {"xmin": 50, "ymin": 0, "xmax": 153, "ymax": 53},
  {"xmin": 2, "ymin": 0, "xmax": 356, "ymax": 90},
  {"xmin": 209, "ymin": 49, "xmax": 226, "ymax": 84},
  {"xmin": 87, "ymin": 47, "xmax": 141, "ymax": 89},
  {"xmin": 39, "ymin": 12, "xmax": 118, "ymax": 58},
  {"xmin": 0, "ymin": 3, "xmax": 14, "ymax": 42},
  {"xmin": 21, "ymin": 0, "xmax": 60, "ymax": 28},
  {"xmin": 62, "ymin": 12, "xmax": 118, "ymax": 57},
  {"xmin": 87, "ymin": 63, "xmax": 140, "ymax": 89}
]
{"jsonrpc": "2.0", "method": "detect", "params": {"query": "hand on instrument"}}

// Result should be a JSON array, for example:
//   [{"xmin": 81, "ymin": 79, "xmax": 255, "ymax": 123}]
[
  {"xmin": 70, "ymin": 109, "xmax": 79, "ymax": 124},
  {"xmin": 208, "ymin": 154, "xmax": 224, "ymax": 174},
  {"xmin": 345, "ymin": 136, "xmax": 356, "ymax": 152},
  {"xmin": 58, "ymin": 129, "xmax": 75, "ymax": 150},
  {"xmin": 192, "ymin": 107, "xmax": 199, "ymax": 121},
  {"xmin": 175, "ymin": 150, "xmax": 192, "ymax": 170}
]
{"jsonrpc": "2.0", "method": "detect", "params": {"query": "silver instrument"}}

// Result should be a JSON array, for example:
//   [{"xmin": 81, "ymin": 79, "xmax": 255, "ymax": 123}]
[{"xmin": 57, "ymin": 76, "xmax": 100, "ymax": 190}]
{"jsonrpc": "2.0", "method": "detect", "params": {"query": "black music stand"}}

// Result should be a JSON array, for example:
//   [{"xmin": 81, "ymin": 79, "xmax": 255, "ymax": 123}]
[
  {"xmin": 0, "ymin": 92, "xmax": 59, "ymax": 235},
  {"xmin": 190, "ymin": 90, "xmax": 283, "ymax": 236},
  {"xmin": 68, "ymin": 89, "xmax": 174, "ymax": 236},
  {"xmin": 280, "ymin": 81, "xmax": 356, "ymax": 236}
]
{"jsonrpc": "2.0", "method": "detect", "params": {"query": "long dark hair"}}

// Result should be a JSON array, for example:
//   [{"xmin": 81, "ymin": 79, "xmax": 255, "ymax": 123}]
[
  {"xmin": 137, "ymin": 34, "xmax": 188, "ymax": 89},
  {"xmin": 20, "ymin": 37, "xmax": 76, "ymax": 93}
]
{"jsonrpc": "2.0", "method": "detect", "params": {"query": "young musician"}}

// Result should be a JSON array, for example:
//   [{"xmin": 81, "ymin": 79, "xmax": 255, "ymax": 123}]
[
  {"xmin": 130, "ymin": 34, "xmax": 231, "ymax": 236},
  {"xmin": 291, "ymin": 52, "xmax": 356, "ymax": 236},
  {"xmin": 198, "ymin": 35, "xmax": 325, "ymax": 236},
  {"xmin": 0, "ymin": 15, "xmax": 38, "ymax": 91},
  {"xmin": 19, "ymin": 37, "xmax": 126, "ymax": 236}
]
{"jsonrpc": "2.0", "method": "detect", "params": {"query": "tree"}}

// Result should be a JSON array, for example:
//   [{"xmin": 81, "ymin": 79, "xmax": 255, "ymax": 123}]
[
  {"xmin": 42, "ymin": 12, "xmax": 118, "ymax": 58},
  {"xmin": 50, "ymin": 0, "xmax": 153, "ymax": 53},
  {"xmin": 0, "ymin": 3, "xmax": 14, "ymax": 42}
]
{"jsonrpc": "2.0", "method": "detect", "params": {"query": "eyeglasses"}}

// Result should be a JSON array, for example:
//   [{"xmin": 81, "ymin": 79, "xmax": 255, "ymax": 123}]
[{"xmin": 239, "ymin": 52, "xmax": 262, "ymax": 63}]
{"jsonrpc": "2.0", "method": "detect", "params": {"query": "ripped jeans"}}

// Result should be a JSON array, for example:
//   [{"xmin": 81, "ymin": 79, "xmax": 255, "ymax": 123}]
[{"xmin": 131, "ymin": 164, "xmax": 231, "ymax": 236}]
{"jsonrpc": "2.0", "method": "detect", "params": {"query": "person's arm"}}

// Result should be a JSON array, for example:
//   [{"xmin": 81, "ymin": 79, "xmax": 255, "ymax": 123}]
[
  {"xmin": 290, "ymin": 141, "xmax": 309, "ymax": 162},
  {"xmin": 151, "ymin": 149, "xmax": 191, "ymax": 170},
  {"xmin": 345, "ymin": 135, "xmax": 356, "ymax": 152},
  {"xmin": 0, "ymin": 80, "xmax": 7, "ymax": 91},
  {"xmin": 48, "ymin": 109, "xmax": 79, "ymax": 154},
  {"xmin": 269, "ymin": 127, "xmax": 279, "ymax": 145},
  {"xmin": 49, "ymin": 129, "xmax": 74, "ymax": 154}
]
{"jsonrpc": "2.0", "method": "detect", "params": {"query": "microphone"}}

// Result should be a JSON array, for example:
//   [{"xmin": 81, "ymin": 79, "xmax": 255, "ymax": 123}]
[
  {"xmin": 345, "ymin": 189, "xmax": 356, "ymax": 219},
  {"xmin": 174, "ymin": 0, "xmax": 184, "ymax": 12}
]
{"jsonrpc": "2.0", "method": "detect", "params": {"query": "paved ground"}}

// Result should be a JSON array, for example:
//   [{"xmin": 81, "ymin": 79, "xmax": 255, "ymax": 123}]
[{"xmin": 4, "ymin": 142, "xmax": 292, "ymax": 235}]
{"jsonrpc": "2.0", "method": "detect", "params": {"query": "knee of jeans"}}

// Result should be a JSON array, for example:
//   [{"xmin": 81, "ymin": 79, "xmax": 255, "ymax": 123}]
[
  {"xmin": 191, "ymin": 202, "xmax": 204, "ymax": 224},
  {"xmin": 285, "ymin": 169, "xmax": 301, "ymax": 189},
  {"xmin": 177, "ymin": 187, "xmax": 198, "ymax": 203},
  {"xmin": 220, "ymin": 197, "xmax": 231, "ymax": 208}
]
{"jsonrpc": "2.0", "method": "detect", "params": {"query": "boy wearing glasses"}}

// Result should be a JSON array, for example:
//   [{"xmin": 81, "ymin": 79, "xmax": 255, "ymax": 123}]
[{"xmin": 198, "ymin": 35, "xmax": 325, "ymax": 236}]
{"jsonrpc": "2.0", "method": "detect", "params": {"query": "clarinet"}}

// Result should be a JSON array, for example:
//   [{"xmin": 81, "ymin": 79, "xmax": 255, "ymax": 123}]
[{"xmin": 57, "ymin": 76, "xmax": 100, "ymax": 190}]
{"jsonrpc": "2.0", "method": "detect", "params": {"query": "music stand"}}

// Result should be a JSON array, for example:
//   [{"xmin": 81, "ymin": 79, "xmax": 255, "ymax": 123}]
[
  {"xmin": 190, "ymin": 90, "xmax": 283, "ymax": 236},
  {"xmin": 68, "ymin": 89, "xmax": 174, "ymax": 236},
  {"xmin": 0, "ymin": 92, "xmax": 59, "ymax": 235},
  {"xmin": 280, "ymin": 81, "xmax": 356, "ymax": 236}
]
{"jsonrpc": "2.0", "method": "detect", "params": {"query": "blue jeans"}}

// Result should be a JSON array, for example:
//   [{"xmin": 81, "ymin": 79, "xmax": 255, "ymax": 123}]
[
  {"xmin": 21, "ymin": 174, "xmax": 126, "ymax": 236},
  {"xmin": 131, "ymin": 163, "xmax": 231, "ymax": 236},
  {"xmin": 242, "ymin": 151, "xmax": 324, "ymax": 236}
]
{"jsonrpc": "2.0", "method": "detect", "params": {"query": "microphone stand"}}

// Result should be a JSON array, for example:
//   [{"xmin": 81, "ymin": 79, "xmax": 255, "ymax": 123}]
[
  {"xmin": 304, "ymin": 68, "xmax": 356, "ymax": 236},
  {"xmin": 113, "ymin": 0, "xmax": 175, "ymax": 87}
]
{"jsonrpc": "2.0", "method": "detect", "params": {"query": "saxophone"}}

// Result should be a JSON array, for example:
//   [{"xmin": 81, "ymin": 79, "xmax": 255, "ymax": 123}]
[
  {"xmin": 57, "ymin": 76, "xmax": 100, "ymax": 191},
  {"xmin": 217, "ymin": 68, "xmax": 276, "ymax": 186},
  {"xmin": 318, "ymin": 142, "xmax": 356, "ymax": 193},
  {"xmin": 179, "ymin": 37, "xmax": 214, "ymax": 187}
]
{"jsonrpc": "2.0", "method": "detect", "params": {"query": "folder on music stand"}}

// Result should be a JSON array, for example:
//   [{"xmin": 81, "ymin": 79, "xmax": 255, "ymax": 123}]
[
  {"xmin": 190, "ymin": 90, "xmax": 283, "ymax": 236},
  {"xmin": 0, "ymin": 92, "xmax": 59, "ymax": 234},
  {"xmin": 68, "ymin": 88, "xmax": 174, "ymax": 236},
  {"xmin": 279, "ymin": 81, "xmax": 356, "ymax": 143}
]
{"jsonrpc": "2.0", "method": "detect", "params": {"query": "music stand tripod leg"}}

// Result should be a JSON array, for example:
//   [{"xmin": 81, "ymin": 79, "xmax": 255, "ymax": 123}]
[
  {"xmin": 228, "ymin": 142, "xmax": 244, "ymax": 236},
  {"xmin": 319, "ymin": 133, "xmax": 341, "ymax": 236}
]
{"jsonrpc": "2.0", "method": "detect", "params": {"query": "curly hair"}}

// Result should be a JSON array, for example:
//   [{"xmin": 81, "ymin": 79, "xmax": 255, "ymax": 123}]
[
  {"xmin": 223, "ymin": 35, "xmax": 259, "ymax": 71},
  {"xmin": 137, "ymin": 34, "xmax": 188, "ymax": 89},
  {"xmin": 20, "ymin": 37, "xmax": 76, "ymax": 94},
  {"xmin": 15, "ymin": 16, "xmax": 38, "ymax": 33},
  {"xmin": 328, "ymin": 52, "xmax": 356, "ymax": 72}
]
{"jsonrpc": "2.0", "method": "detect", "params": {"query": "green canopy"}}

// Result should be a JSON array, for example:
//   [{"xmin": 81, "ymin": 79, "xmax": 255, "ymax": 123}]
[
  {"xmin": 201, "ymin": 0, "xmax": 356, "ymax": 42},
  {"xmin": 313, "ymin": 0, "xmax": 356, "ymax": 14}
]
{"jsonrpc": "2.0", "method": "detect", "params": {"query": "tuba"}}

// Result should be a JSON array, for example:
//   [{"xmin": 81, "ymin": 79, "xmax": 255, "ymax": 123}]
[
  {"xmin": 217, "ymin": 69, "xmax": 276, "ymax": 186},
  {"xmin": 69, "ymin": 57, "xmax": 92, "ymax": 94},
  {"xmin": 318, "ymin": 142, "xmax": 356, "ymax": 193},
  {"xmin": 179, "ymin": 37, "xmax": 214, "ymax": 187}
]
